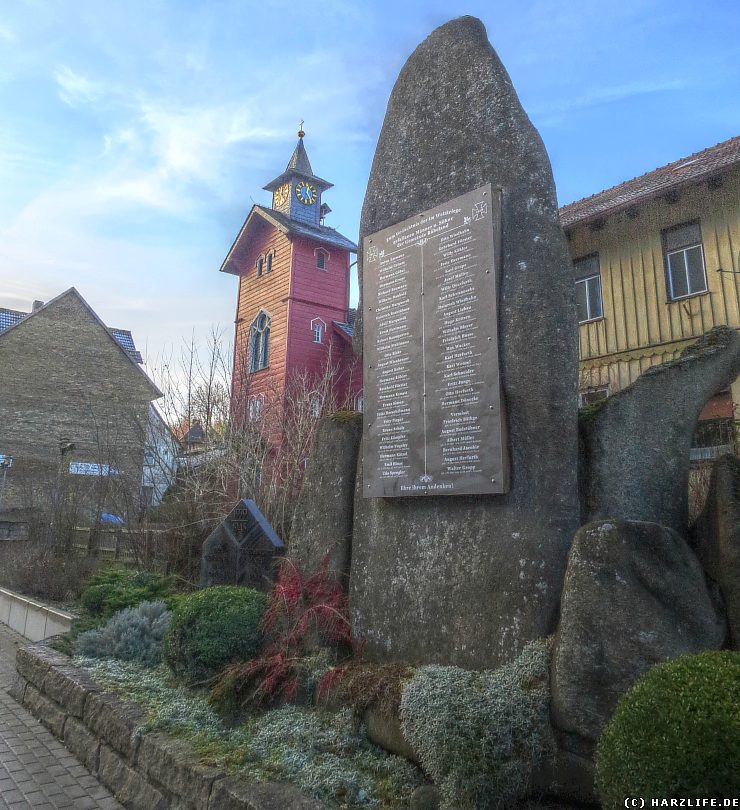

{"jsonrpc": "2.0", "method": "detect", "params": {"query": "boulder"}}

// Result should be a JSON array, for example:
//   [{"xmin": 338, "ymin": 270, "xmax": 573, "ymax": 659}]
[
  {"xmin": 290, "ymin": 412, "xmax": 362, "ymax": 581},
  {"xmin": 579, "ymin": 326, "xmax": 740, "ymax": 535},
  {"xmin": 351, "ymin": 15, "xmax": 579, "ymax": 669},
  {"xmin": 551, "ymin": 520, "xmax": 726, "ymax": 742},
  {"xmin": 693, "ymin": 453, "xmax": 740, "ymax": 649},
  {"xmin": 409, "ymin": 785, "xmax": 441, "ymax": 810}
]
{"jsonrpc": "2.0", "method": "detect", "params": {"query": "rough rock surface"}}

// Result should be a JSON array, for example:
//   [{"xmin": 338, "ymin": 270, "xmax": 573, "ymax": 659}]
[
  {"xmin": 551, "ymin": 520, "xmax": 726, "ymax": 742},
  {"xmin": 350, "ymin": 16, "xmax": 579, "ymax": 669},
  {"xmin": 579, "ymin": 326, "xmax": 740, "ymax": 535},
  {"xmin": 290, "ymin": 412, "xmax": 362, "ymax": 581},
  {"xmin": 409, "ymin": 785, "xmax": 441, "ymax": 810},
  {"xmin": 693, "ymin": 453, "xmax": 740, "ymax": 649},
  {"xmin": 209, "ymin": 777, "xmax": 327, "ymax": 810}
]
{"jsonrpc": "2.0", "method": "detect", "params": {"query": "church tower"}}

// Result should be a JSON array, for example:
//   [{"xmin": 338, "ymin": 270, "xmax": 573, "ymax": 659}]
[{"xmin": 219, "ymin": 128, "xmax": 360, "ymax": 428}]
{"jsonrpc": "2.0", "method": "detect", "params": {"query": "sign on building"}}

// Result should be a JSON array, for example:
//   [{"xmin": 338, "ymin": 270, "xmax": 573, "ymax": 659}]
[
  {"xmin": 69, "ymin": 462, "xmax": 120, "ymax": 476},
  {"xmin": 362, "ymin": 183, "xmax": 509, "ymax": 497}
]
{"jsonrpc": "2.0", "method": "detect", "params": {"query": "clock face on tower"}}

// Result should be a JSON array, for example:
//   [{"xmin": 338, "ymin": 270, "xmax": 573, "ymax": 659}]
[
  {"xmin": 295, "ymin": 181, "xmax": 317, "ymax": 205},
  {"xmin": 273, "ymin": 184, "xmax": 290, "ymax": 208}
]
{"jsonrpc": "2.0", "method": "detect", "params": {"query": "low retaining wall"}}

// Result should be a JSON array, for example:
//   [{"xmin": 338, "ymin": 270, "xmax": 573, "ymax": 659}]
[
  {"xmin": 0, "ymin": 587, "xmax": 72, "ymax": 641},
  {"xmin": 11, "ymin": 640, "xmax": 326, "ymax": 810}
]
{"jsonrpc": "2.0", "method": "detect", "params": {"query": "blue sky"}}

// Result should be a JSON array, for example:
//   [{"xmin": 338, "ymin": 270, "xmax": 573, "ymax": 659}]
[{"xmin": 1, "ymin": 0, "xmax": 738, "ymax": 364}]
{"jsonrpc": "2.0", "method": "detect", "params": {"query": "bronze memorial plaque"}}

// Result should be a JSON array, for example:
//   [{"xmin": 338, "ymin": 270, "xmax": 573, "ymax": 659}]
[{"xmin": 362, "ymin": 183, "xmax": 508, "ymax": 498}]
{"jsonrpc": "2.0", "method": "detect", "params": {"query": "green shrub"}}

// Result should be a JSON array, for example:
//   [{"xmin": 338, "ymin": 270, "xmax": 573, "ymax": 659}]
[
  {"xmin": 400, "ymin": 639, "xmax": 555, "ymax": 810},
  {"xmin": 163, "ymin": 586, "xmax": 267, "ymax": 685},
  {"xmin": 596, "ymin": 650, "xmax": 740, "ymax": 809},
  {"xmin": 73, "ymin": 601, "xmax": 171, "ymax": 667},
  {"xmin": 79, "ymin": 567, "xmax": 180, "ymax": 620}
]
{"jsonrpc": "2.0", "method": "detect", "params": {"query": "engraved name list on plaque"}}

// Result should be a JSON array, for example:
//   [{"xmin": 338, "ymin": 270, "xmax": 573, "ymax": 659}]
[{"xmin": 362, "ymin": 183, "xmax": 509, "ymax": 498}]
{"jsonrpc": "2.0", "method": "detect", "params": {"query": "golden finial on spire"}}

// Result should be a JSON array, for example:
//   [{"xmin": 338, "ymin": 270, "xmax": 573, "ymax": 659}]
[{"xmin": 298, "ymin": 120, "xmax": 305, "ymax": 138}]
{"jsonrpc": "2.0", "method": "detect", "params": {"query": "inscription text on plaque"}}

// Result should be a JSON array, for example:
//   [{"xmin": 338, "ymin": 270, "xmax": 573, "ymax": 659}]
[{"xmin": 363, "ymin": 183, "xmax": 508, "ymax": 498}]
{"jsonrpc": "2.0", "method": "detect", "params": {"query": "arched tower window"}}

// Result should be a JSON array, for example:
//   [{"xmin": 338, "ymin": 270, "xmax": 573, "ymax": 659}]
[
  {"xmin": 315, "ymin": 248, "xmax": 329, "ymax": 270},
  {"xmin": 266, "ymin": 252, "xmax": 273, "ymax": 273},
  {"xmin": 256, "ymin": 256, "xmax": 264, "ymax": 277},
  {"xmin": 311, "ymin": 317, "xmax": 326, "ymax": 344},
  {"xmin": 249, "ymin": 311, "xmax": 271, "ymax": 372}
]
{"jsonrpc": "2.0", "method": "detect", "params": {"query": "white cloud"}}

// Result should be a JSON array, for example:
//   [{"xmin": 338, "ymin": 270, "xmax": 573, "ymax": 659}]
[
  {"xmin": 55, "ymin": 64, "xmax": 104, "ymax": 106},
  {"xmin": 532, "ymin": 78, "xmax": 687, "ymax": 126},
  {"xmin": 0, "ymin": 24, "xmax": 16, "ymax": 43}
]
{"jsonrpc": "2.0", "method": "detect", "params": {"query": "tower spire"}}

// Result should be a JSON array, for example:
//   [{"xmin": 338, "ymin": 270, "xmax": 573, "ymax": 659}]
[{"xmin": 263, "ymin": 127, "xmax": 333, "ymax": 224}]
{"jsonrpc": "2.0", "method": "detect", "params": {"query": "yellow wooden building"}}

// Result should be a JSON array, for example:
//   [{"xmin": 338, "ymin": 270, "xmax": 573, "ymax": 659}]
[{"xmin": 560, "ymin": 136, "xmax": 740, "ymax": 458}]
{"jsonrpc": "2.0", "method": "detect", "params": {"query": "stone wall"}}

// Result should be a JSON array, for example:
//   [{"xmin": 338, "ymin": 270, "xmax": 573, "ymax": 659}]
[{"xmin": 11, "ymin": 639, "xmax": 325, "ymax": 810}]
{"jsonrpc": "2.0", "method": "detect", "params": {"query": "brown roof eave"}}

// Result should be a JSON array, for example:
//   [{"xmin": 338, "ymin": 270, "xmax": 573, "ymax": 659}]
[{"xmin": 560, "ymin": 166, "xmax": 732, "ymax": 232}]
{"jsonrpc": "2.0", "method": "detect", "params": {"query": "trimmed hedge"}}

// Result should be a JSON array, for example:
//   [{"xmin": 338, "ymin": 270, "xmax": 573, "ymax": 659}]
[
  {"xmin": 80, "ymin": 567, "xmax": 180, "ymax": 620},
  {"xmin": 596, "ymin": 650, "xmax": 740, "ymax": 809},
  {"xmin": 163, "ymin": 586, "xmax": 267, "ymax": 685}
]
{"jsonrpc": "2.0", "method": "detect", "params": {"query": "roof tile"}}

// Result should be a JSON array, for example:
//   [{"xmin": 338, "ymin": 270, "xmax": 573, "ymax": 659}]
[
  {"xmin": 559, "ymin": 136, "xmax": 740, "ymax": 229},
  {"xmin": 0, "ymin": 306, "xmax": 144, "ymax": 363}
]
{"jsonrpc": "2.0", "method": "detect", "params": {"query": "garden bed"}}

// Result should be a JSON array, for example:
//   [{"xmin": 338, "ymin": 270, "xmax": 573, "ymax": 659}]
[{"xmin": 11, "ymin": 638, "xmax": 423, "ymax": 810}]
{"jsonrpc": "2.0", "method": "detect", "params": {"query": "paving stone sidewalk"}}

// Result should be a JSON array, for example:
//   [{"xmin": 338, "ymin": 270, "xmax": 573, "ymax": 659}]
[{"xmin": 0, "ymin": 623, "xmax": 123, "ymax": 810}]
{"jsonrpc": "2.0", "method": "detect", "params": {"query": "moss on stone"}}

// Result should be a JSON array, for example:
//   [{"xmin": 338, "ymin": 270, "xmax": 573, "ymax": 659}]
[
  {"xmin": 578, "ymin": 397, "xmax": 609, "ymax": 427},
  {"xmin": 329, "ymin": 409, "xmax": 363, "ymax": 424}
]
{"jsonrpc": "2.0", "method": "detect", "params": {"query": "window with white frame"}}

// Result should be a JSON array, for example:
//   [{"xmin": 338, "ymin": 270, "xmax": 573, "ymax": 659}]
[
  {"xmin": 249, "ymin": 311, "xmax": 270, "ymax": 372},
  {"xmin": 248, "ymin": 395, "xmax": 264, "ymax": 420},
  {"xmin": 663, "ymin": 221, "xmax": 707, "ymax": 300},
  {"xmin": 574, "ymin": 254, "xmax": 603, "ymax": 323},
  {"xmin": 311, "ymin": 317, "xmax": 326, "ymax": 344},
  {"xmin": 316, "ymin": 248, "xmax": 329, "ymax": 270}
]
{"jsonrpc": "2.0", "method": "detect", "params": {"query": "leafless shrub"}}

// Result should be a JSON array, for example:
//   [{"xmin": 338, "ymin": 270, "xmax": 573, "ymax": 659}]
[
  {"xmin": 143, "ymin": 330, "xmax": 355, "ymax": 585},
  {"xmin": 0, "ymin": 540, "xmax": 100, "ymax": 603}
]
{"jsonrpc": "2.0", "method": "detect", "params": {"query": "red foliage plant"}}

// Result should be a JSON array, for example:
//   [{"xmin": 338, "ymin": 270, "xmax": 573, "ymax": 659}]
[{"xmin": 209, "ymin": 555, "xmax": 353, "ymax": 711}]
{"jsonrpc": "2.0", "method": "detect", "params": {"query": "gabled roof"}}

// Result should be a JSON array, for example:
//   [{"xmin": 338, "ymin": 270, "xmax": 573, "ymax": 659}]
[
  {"xmin": 263, "ymin": 136, "xmax": 333, "ymax": 193},
  {"xmin": 220, "ymin": 204, "xmax": 357, "ymax": 274},
  {"xmin": 332, "ymin": 320, "xmax": 354, "ymax": 343},
  {"xmin": 0, "ymin": 308, "xmax": 25, "ymax": 332},
  {"xmin": 0, "ymin": 306, "xmax": 144, "ymax": 363},
  {"xmin": 559, "ymin": 135, "xmax": 740, "ymax": 229},
  {"xmin": 0, "ymin": 288, "xmax": 160, "ymax": 398}
]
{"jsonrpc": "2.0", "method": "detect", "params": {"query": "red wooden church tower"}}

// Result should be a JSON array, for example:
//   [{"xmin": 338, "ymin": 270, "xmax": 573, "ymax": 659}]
[{"xmin": 220, "ymin": 128, "xmax": 361, "ymax": 426}]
